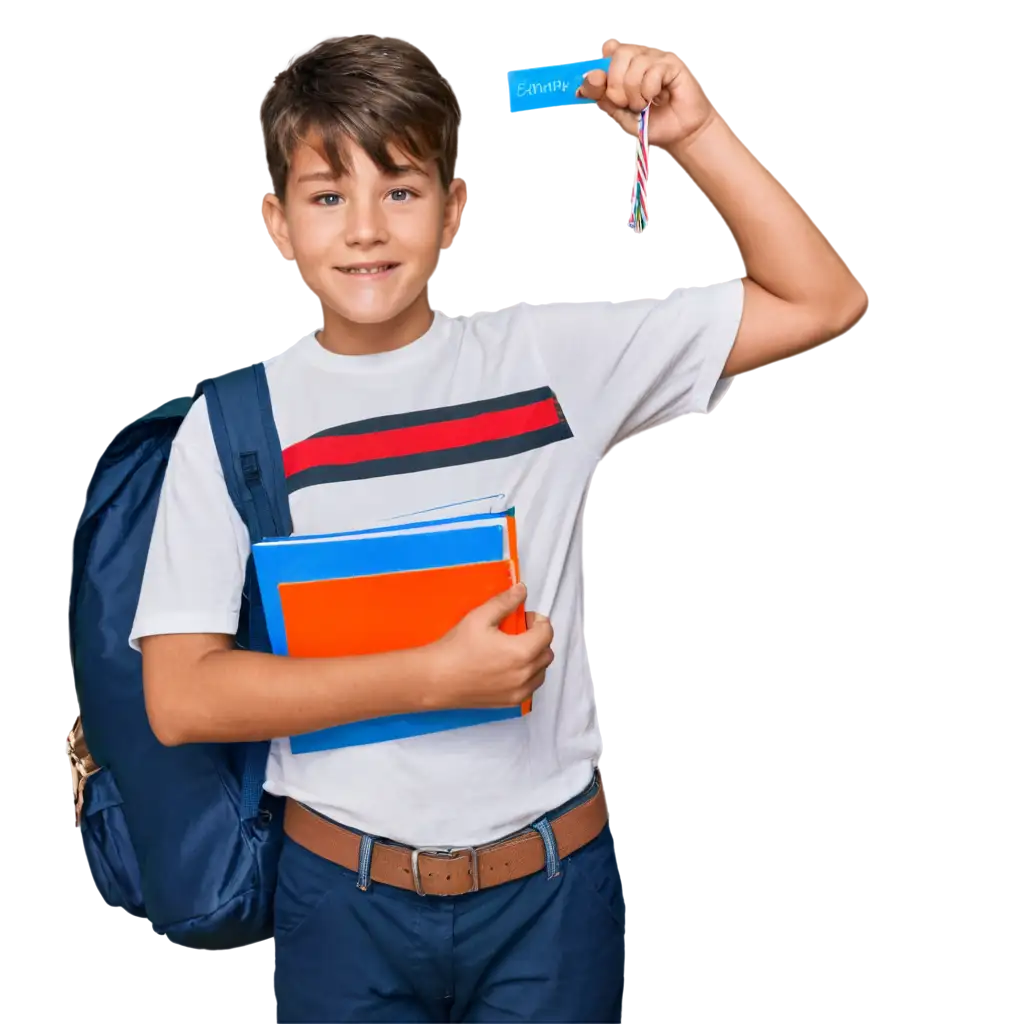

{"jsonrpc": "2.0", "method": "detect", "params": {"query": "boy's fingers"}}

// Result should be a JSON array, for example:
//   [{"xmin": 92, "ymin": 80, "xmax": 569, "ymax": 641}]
[
  {"xmin": 576, "ymin": 69, "xmax": 607, "ymax": 100},
  {"xmin": 598, "ymin": 97, "xmax": 643, "ymax": 134},
  {"xmin": 527, "ymin": 612, "xmax": 551, "ymax": 634},
  {"xmin": 520, "ymin": 615, "xmax": 553, "ymax": 657},
  {"xmin": 480, "ymin": 582, "xmax": 526, "ymax": 625},
  {"xmin": 523, "ymin": 665, "xmax": 549, "ymax": 695},
  {"xmin": 535, "ymin": 644, "xmax": 555, "ymax": 671},
  {"xmin": 605, "ymin": 41, "xmax": 646, "ymax": 109},
  {"xmin": 624, "ymin": 56, "xmax": 662, "ymax": 112},
  {"xmin": 516, "ymin": 614, "xmax": 557, "ymax": 655}
]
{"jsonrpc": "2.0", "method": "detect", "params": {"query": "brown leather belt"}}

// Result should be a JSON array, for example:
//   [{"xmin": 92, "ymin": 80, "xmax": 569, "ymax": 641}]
[{"xmin": 283, "ymin": 772, "xmax": 608, "ymax": 897}]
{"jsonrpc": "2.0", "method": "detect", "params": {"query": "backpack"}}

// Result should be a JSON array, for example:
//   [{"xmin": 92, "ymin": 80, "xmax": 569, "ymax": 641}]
[{"xmin": 66, "ymin": 363, "xmax": 293, "ymax": 949}]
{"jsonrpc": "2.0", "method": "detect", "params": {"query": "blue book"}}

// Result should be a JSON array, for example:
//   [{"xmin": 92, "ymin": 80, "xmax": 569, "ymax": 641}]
[{"xmin": 252, "ymin": 510, "xmax": 526, "ymax": 752}]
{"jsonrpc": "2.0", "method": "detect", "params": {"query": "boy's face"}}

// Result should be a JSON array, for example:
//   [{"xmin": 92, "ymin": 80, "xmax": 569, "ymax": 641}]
[{"xmin": 262, "ymin": 133, "xmax": 466, "ymax": 326}]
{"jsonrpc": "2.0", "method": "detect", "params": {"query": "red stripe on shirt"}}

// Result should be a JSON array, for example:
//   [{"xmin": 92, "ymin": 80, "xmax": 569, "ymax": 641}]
[{"xmin": 283, "ymin": 397, "xmax": 562, "ymax": 478}]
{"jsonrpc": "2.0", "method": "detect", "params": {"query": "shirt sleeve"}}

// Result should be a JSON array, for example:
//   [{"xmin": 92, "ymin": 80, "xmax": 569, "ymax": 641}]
[
  {"xmin": 129, "ymin": 394, "xmax": 251, "ymax": 651},
  {"xmin": 521, "ymin": 277, "xmax": 745, "ymax": 458}
]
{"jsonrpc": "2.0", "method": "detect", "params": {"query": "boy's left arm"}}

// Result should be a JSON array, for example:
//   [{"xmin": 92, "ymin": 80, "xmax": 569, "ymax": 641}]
[{"xmin": 578, "ymin": 39, "xmax": 868, "ymax": 377}]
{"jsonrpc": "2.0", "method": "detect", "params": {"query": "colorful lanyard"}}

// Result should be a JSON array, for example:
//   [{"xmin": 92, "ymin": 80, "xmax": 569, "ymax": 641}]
[{"xmin": 622, "ymin": 107, "xmax": 647, "ymax": 236}]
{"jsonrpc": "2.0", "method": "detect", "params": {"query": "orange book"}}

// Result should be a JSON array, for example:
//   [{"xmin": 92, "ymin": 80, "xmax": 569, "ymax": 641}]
[{"xmin": 279, "ymin": 559, "xmax": 533, "ymax": 715}]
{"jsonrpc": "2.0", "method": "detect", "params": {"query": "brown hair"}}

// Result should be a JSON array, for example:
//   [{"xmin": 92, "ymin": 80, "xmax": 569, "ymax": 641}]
[{"xmin": 260, "ymin": 35, "xmax": 461, "ymax": 203}]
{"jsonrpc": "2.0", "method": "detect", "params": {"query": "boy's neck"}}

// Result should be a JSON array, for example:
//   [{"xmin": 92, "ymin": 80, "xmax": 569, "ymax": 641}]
[{"xmin": 315, "ymin": 289, "xmax": 435, "ymax": 357}]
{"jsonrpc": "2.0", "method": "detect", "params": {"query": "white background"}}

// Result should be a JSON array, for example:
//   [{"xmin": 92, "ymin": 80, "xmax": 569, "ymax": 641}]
[{"xmin": 585, "ymin": 387, "xmax": 1024, "ymax": 778}]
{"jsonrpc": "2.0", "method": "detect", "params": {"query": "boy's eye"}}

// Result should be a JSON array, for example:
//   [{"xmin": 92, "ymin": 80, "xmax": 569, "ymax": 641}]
[{"xmin": 388, "ymin": 188, "xmax": 415, "ymax": 203}]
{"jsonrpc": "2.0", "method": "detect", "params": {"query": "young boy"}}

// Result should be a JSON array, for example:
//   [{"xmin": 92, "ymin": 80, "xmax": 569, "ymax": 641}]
[{"xmin": 130, "ymin": 34, "xmax": 866, "ymax": 1024}]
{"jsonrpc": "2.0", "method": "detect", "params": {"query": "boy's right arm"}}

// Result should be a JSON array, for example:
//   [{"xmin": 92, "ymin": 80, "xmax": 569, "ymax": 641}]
[
  {"xmin": 132, "ymin": 395, "xmax": 552, "ymax": 747},
  {"xmin": 141, "ymin": 584, "xmax": 553, "ymax": 746}
]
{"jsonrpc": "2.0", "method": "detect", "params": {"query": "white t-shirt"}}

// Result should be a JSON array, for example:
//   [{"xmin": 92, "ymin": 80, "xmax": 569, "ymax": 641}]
[{"xmin": 130, "ymin": 279, "xmax": 745, "ymax": 847}]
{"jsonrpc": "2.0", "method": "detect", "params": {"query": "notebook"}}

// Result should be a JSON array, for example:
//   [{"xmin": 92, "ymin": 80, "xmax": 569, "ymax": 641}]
[{"xmin": 251, "ymin": 509, "xmax": 531, "ymax": 752}]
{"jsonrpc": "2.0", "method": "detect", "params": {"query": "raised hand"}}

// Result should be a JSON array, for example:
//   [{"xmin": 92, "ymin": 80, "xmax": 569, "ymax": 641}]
[{"xmin": 577, "ymin": 38, "xmax": 718, "ymax": 150}]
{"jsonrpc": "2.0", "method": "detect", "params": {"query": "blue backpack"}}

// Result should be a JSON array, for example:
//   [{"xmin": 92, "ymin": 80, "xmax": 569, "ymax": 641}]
[{"xmin": 67, "ymin": 364, "xmax": 293, "ymax": 949}]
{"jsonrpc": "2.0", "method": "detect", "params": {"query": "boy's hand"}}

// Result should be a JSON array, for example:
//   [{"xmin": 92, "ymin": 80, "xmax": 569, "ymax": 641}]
[
  {"xmin": 577, "ymin": 39, "xmax": 717, "ymax": 150},
  {"xmin": 424, "ymin": 583, "xmax": 554, "ymax": 711}
]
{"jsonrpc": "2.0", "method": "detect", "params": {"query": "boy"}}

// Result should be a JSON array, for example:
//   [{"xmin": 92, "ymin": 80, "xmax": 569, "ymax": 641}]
[{"xmin": 130, "ymin": 33, "xmax": 866, "ymax": 1024}]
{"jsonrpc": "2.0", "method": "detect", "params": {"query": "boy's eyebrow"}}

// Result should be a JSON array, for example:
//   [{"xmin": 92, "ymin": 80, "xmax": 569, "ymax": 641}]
[
  {"xmin": 296, "ymin": 164, "xmax": 429, "ymax": 184},
  {"xmin": 296, "ymin": 169, "xmax": 339, "ymax": 184},
  {"xmin": 389, "ymin": 164, "xmax": 429, "ymax": 178}
]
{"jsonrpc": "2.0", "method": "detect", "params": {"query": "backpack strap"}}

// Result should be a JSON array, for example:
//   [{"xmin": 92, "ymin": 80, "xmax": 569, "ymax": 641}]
[
  {"xmin": 197, "ymin": 364, "xmax": 292, "ymax": 542},
  {"xmin": 195, "ymin": 363, "xmax": 293, "ymax": 823}
]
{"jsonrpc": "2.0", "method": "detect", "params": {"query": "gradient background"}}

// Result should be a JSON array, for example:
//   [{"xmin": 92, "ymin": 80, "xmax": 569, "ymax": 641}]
[{"xmin": 2, "ymin": 4, "xmax": 1024, "ymax": 1019}]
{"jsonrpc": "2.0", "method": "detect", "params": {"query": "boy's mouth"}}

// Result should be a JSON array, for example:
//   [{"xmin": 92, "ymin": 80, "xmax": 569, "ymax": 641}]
[{"xmin": 339, "ymin": 262, "xmax": 400, "ymax": 276}]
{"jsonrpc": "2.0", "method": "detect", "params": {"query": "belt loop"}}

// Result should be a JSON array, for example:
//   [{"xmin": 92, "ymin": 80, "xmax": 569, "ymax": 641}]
[
  {"xmin": 531, "ymin": 816, "xmax": 562, "ymax": 879},
  {"xmin": 356, "ymin": 834, "xmax": 374, "ymax": 891}
]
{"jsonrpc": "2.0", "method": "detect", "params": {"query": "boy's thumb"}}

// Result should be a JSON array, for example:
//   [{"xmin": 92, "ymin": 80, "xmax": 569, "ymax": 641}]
[{"xmin": 484, "ymin": 582, "xmax": 526, "ymax": 624}]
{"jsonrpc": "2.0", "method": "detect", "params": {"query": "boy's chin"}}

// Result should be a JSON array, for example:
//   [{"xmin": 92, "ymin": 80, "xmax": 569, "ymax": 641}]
[
  {"xmin": 334, "ymin": 300, "xmax": 410, "ymax": 325},
  {"xmin": 329, "ymin": 286, "xmax": 428, "ymax": 326}
]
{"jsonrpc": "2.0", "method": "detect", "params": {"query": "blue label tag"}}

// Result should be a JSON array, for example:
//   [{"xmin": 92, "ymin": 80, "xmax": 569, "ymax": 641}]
[{"xmin": 508, "ymin": 58, "xmax": 612, "ymax": 112}]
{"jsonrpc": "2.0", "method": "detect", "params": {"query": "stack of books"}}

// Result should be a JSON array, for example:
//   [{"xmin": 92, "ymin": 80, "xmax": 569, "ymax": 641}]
[{"xmin": 251, "ymin": 508, "xmax": 530, "ymax": 753}]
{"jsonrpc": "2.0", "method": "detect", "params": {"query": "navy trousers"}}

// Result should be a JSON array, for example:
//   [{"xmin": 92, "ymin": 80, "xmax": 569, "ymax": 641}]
[{"xmin": 274, "ymin": 775, "xmax": 626, "ymax": 1022}]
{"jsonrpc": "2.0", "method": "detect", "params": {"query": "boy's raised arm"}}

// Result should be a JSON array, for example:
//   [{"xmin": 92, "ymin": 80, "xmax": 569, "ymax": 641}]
[{"xmin": 578, "ymin": 39, "xmax": 868, "ymax": 376}]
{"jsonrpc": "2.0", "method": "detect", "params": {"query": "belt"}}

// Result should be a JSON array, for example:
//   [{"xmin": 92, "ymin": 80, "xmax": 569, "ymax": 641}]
[{"xmin": 283, "ymin": 772, "xmax": 609, "ymax": 897}]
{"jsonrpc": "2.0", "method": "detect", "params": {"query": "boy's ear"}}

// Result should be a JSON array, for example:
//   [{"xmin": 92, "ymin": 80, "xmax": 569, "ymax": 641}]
[
  {"xmin": 262, "ymin": 193, "xmax": 296, "ymax": 261},
  {"xmin": 441, "ymin": 178, "xmax": 467, "ymax": 251}
]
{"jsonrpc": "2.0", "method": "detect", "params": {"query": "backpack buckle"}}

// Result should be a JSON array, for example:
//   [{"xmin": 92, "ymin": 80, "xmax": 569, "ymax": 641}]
[
  {"xmin": 240, "ymin": 451, "xmax": 261, "ymax": 484},
  {"xmin": 67, "ymin": 717, "xmax": 101, "ymax": 828}
]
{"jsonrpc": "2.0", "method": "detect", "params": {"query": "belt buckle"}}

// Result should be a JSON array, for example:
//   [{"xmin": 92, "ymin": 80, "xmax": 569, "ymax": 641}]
[{"xmin": 409, "ymin": 846, "xmax": 480, "ymax": 896}]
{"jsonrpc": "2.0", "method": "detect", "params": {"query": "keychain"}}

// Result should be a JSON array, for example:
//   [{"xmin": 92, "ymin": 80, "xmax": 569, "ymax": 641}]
[
  {"xmin": 622, "ymin": 104, "xmax": 647, "ymax": 234},
  {"xmin": 499, "ymin": 61, "xmax": 651, "ymax": 234}
]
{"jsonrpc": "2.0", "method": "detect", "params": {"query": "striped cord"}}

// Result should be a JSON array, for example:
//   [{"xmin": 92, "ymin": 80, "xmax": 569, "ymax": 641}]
[{"xmin": 627, "ymin": 104, "xmax": 651, "ymax": 233}]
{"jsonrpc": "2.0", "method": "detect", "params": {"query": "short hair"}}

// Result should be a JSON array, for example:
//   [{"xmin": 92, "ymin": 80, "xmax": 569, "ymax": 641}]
[{"xmin": 260, "ymin": 34, "xmax": 461, "ymax": 203}]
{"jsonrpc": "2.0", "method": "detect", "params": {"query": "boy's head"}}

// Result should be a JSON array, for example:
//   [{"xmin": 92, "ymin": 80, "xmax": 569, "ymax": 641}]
[{"xmin": 260, "ymin": 35, "xmax": 466, "ymax": 334}]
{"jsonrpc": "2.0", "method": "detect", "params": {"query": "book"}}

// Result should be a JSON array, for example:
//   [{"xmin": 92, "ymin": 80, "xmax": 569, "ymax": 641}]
[
  {"xmin": 251, "ymin": 509, "xmax": 531, "ymax": 752},
  {"xmin": 252, "ymin": 512, "xmax": 513, "ymax": 656}
]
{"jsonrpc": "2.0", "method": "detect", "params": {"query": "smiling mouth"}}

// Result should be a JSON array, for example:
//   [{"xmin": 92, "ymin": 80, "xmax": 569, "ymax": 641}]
[{"xmin": 339, "ymin": 263, "xmax": 399, "ymax": 275}]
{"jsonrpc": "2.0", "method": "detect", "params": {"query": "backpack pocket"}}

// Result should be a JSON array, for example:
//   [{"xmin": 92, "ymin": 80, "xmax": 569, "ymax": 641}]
[{"xmin": 68, "ymin": 718, "xmax": 145, "ymax": 917}]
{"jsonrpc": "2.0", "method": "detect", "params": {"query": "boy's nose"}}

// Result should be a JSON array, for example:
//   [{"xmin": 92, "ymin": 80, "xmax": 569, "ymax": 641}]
[{"xmin": 344, "ymin": 198, "xmax": 389, "ymax": 245}]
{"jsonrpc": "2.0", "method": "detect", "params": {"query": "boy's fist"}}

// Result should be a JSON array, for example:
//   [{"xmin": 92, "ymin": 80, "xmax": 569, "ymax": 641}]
[
  {"xmin": 576, "ymin": 38, "xmax": 717, "ymax": 150},
  {"xmin": 424, "ymin": 583, "xmax": 554, "ymax": 710}
]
